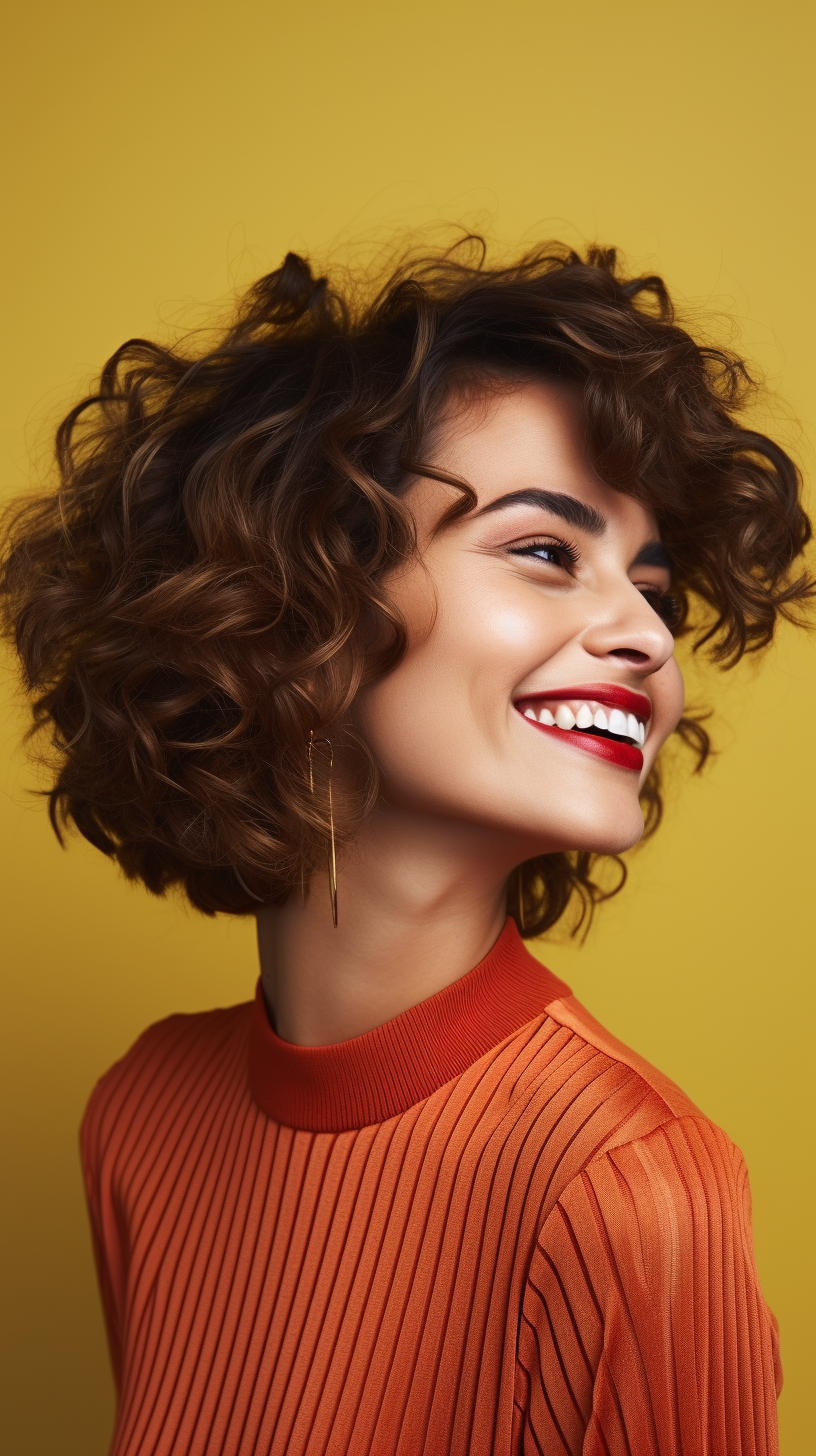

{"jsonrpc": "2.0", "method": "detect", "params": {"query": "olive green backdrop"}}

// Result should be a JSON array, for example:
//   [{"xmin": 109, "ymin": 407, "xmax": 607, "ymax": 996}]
[{"xmin": 1, "ymin": 2, "xmax": 814, "ymax": 1451}]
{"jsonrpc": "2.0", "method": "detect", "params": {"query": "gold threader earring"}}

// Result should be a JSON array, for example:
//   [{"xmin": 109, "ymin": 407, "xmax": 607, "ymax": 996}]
[
  {"xmin": 308, "ymin": 730, "xmax": 338, "ymax": 927},
  {"xmin": 516, "ymin": 865, "xmax": 526, "ymax": 933}
]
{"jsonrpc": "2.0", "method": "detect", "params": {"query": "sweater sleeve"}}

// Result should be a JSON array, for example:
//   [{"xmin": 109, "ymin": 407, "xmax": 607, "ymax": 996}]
[{"xmin": 515, "ymin": 1115, "xmax": 781, "ymax": 1456}]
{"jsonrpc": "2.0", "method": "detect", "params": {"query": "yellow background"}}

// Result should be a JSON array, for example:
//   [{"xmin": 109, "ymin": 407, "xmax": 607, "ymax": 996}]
[{"xmin": 1, "ymin": 2, "xmax": 814, "ymax": 1451}]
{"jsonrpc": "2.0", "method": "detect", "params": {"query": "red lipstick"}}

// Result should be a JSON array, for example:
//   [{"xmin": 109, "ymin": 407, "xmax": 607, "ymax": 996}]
[
  {"xmin": 514, "ymin": 681, "xmax": 650, "ymax": 772},
  {"xmin": 525, "ymin": 721, "xmax": 643, "ymax": 771}
]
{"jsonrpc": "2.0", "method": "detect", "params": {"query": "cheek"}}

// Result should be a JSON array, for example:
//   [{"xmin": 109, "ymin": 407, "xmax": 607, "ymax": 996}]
[
  {"xmin": 354, "ymin": 580, "xmax": 565, "ymax": 805},
  {"xmin": 353, "ymin": 591, "xmax": 501, "ymax": 776},
  {"xmin": 426, "ymin": 571, "xmax": 565, "ymax": 696},
  {"xmin": 405, "ymin": 587, "xmax": 559, "ymax": 740},
  {"xmin": 481, "ymin": 605, "xmax": 544, "ymax": 652},
  {"xmin": 390, "ymin": 563, "xmax": 557, "ymax": 706}
]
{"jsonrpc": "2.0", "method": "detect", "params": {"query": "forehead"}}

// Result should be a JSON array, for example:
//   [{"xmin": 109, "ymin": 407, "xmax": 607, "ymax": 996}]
[
  {"xmin": 433, "ymin": 376, "xmax": 587, "ymax": 477},
  {"xmin": 418, "ymin": 376, "xmax": 660, "ymax": 536}
]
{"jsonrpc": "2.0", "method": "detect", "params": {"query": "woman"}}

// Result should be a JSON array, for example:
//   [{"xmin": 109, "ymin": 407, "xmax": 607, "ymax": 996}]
[{"xmin": 1, "ymin": 242, "xmax": 810, "ymax": 1455}]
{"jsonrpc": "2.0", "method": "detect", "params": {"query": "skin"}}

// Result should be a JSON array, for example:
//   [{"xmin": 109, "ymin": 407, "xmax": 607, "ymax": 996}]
[{"xmin": 256, "ymin": 379, "xmax": 685, "ymax": 1046}]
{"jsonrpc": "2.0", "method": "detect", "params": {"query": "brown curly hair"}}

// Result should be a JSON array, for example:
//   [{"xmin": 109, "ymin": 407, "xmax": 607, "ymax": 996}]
[{"xmin": 1, "ymin": 239, "xmax": 811, "ymax": 936}]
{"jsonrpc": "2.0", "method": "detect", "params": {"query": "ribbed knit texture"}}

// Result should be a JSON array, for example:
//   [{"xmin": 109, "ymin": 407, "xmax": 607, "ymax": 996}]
[{"xmin": 81, "ymin": 921, "xmax": 781, "ymax": 1455}]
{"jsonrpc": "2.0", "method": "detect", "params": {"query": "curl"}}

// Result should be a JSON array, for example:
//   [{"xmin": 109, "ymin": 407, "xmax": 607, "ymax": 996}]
[{"xmin": 2, "ymin": 239, "xmax": 811, "ymax": 927}]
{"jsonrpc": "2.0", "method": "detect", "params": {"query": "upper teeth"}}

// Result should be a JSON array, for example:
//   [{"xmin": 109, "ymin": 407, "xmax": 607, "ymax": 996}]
[{"xmin": 521, "ymin": 699, "xmax": 647, "ymax": 747}]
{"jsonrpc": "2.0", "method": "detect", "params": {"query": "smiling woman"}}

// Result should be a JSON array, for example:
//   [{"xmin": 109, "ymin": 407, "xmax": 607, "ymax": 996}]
[{"xmin": 0, "ymin": 239, "xmax": 811, "ymax": 1455}]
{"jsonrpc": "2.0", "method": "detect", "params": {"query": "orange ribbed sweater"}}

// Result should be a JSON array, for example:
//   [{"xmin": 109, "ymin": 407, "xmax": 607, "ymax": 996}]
[{"xmin": 82, "ymin": 921, "xmax": 781, "ymax": 1455}]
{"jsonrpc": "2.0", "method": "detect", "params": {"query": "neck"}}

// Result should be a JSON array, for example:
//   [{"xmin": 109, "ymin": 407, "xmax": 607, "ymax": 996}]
[{"xmin": 256, "ymin": 803, "xmax": 528, "ymax": 1046}]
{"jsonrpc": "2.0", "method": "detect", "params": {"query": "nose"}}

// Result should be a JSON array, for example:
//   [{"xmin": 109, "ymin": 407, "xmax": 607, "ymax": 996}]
[{"xmin": 578, "ymin": 582, "xmax": 676, "ymax": 676}]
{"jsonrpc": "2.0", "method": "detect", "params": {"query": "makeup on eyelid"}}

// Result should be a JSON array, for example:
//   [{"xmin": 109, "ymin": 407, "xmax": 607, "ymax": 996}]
[{"xmin": 498, "ymin": 529, "xmax": 676, "ymax": 627}]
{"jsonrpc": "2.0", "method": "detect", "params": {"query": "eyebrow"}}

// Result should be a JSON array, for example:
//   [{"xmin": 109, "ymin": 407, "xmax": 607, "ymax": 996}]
[
  {"xmin": 477, "ymin": 489, "xmax": 607, "ymax": 536},
  {"xmin": 629, "ymin": 540, "xmax": 671, "ymax": 570}
]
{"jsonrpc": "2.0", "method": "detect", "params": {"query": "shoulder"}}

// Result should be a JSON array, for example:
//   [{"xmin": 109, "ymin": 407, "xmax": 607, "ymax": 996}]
[
  {"xmin": 527, "ymin": 995, "xmax": 758, "ymax": 1267},
  {"xmin": 530, "ymin": 1112, "xmax": 773, "ymax": 1360},
  {"xmin": 475, "ymin": 982, "xmax": 729, "ymax": 1237},
  {"xmin": 553, "ymin": 1112, "xmax": 752, "ymax": 1245},
  {"xmin": 519, "ymin": 1107, "xmax": 783, "ymax": 1430},
  {"xmin": 81, "ymin": 1000, "xmax": 253, "ymax": 1180},
  {"xmin": 507, "ymin": 988, "xmax": 705, "ymax": 1174},
  {"xmin": 542, "ymin": 990, "xmax": 701, "ymax": 1121}
]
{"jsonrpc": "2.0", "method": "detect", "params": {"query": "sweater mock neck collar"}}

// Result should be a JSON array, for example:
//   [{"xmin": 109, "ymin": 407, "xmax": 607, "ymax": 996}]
[{"xmin": 248, "ymin": 919, "xmax": 570, "ymax": 1133}]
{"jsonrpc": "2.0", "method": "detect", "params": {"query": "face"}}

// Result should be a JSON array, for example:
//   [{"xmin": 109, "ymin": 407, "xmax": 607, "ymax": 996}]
[{"xmin": 352, "ymin": 379, "xmax": 685, "ymax": 860}]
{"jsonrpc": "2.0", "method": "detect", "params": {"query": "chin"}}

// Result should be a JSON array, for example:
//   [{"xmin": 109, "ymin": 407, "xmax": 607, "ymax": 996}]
[
  {"xmin": 522, "ymin": 801, "xmax": 645, "ymax": 859},
  {"xmin": 582, "ymin": 821, "xmax": 645, "ymax": 856}
]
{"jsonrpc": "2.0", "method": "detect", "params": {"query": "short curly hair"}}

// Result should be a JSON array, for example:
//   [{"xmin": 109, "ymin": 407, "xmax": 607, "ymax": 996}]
[{"xmin": 1, "ymin": 239, "xmax": 811, "ymax": 935}]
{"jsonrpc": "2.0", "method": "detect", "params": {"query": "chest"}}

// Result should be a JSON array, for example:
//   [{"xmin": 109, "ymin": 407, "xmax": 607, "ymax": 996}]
[{"xmin": 112, "ymin": 1089, "xmax": 552, "ymax": 1455}]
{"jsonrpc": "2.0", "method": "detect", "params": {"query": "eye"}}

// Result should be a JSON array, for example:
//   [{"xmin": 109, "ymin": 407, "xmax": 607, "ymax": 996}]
[
  {"xmin": 508, "ymin": 537, "xmax": 580, "ymax": 570},
  {"xmin": 640, "ymin": 588, "xmax": 680, "ymax": 630}
]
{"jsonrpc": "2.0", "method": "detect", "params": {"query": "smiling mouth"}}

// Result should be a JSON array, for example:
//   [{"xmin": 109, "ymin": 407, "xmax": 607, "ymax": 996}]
[
  {"xmin": 514, "ymin": 686, "xmax": 650, "ymax": 771},
  {"xmin": 517, "ymin": 698, "xmax": 647, "ymax": 747}
]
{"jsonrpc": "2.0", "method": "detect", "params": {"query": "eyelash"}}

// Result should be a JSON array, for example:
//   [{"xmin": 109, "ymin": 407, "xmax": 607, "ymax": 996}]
[
  {"xmin": 640, "ymin": 589, "xmax": 681, "ymax": 630},
  {"xmin": 508, "ymin": 536, "xmax": 580, "ymax": 569},
  {"xmin": 508, "ymin": 536, "xmax": 680, "ymax": 630}
]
